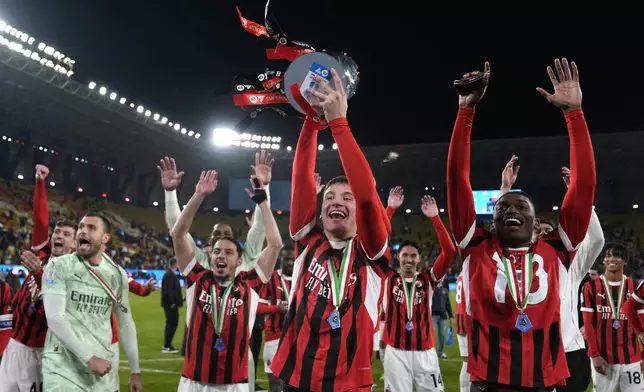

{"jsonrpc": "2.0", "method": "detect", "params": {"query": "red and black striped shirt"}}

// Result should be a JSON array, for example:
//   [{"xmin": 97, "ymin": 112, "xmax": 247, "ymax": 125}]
[
  {"xmin": 623, "ymin": 279, "xmax": 644, "ymax": 337},
  {"xmin": 0, "ymin": 279, "xmax": 12, "ymax": 355},
  {"xmin": 259, "ymin": 270, "xmax": 291, "ymax": 342},
  {"xmin": 271, "ymin": 117, "xmax": 390, "ymax": 391},
  {"xmin": 182, "ymin": 260, "xmax": 266, "ymax": 385},
  {"xmin": 455, "ymin": 273, "xmax": 470, "ymax": 335},
  {"xmin": 382, "ymin": 215, "xmax": 454, "ymax": 351},
  {"xmin": 581, "ymin": 276, "xmax": 642, "ymax": 364},
  {"xmin": 12, "ymin": 178, "xmax": 51, "ymax": 348}
]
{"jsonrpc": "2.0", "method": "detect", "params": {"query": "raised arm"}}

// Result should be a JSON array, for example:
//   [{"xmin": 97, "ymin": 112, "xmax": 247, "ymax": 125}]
[
  {"xmin": 499, "ymin": 156, "xmax": 520, "ymax": 196},
  {"xmin": 537, "ymin": 58, "xmax": 596, "ymax": 250},
  {"xmin": 386, "ymin": 186, "xmax": 404, "ymax": 221},
  {"xmin": 32, "ymin": 165, "xmax": 50, "ymax": 252},
  {"xmin": 245, "ymin": 176, "xmax": 282, "ymax": 282},
  {"xmin": 421, "ymin": 196, "xmax": 456, "ymax": 283},
  {"xmin": 290, "ymin": 119, "xmax": 320, "ymax": 240},
  {"xmin": 170, "ymin": 170, "xmax": 218, "ymax": 272},
  {"xmin": 448, "ymin": 62, "xmax": 489, "ymax": 247},
  {"xmin": 241, "ymin": 151, "xmax": 274, "ymax": 269}
]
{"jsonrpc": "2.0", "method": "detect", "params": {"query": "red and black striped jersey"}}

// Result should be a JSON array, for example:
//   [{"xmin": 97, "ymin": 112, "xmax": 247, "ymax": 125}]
[
  {"xmin": 382, "ymin": 215, "xmax": 455, "ymax": 351},
  {"xmin": 11, "ymin": 178, "xmax": 51, "ymax": 348},
  {"xmin": 0, "ymin": 279, "xmax": 12, "ymax": 355},
  {"xmin": 455, "ymin": 273, "xmax": 470, "ymax": 335},
  {"xmin": 447, "ymin": 108, "xmax": 596, "ymax": 388},
  {"xmin": 271, "ymin": 117, "xmax": 391, "ymax": 391},
  {"xmin": 581, "ymin": 276, "xmax": 641, "ymax": 364},
  {"xmin": 623, "ymin": 279, "xmax": 644, "ymax": 337},
  {"xmin": 258, "ymin": 270, "xmax": 291, "ymax": 342},
  {"xmin": 182, "ymin": 260, "xmax": 266, "ymax": 385}
]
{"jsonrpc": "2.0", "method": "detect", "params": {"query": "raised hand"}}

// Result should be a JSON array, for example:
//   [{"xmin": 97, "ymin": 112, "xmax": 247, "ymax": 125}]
[
  {"xmin": 387, "ymin": 186, "xmax": 404, "ymax": 209},
  {"xmin": 315, "ymin": 173, "xmax": 324, "ymax": 195},
  {"xmin": 501, "ymin": 155, "xmax": 520, "ymax": 194},
  {"xmin": 251, "ymin": 150, "xmax": 274, "ymax": 186},
  {"xmin": 561, "ymin": 166, "xmax": 571, "ymax": 188},
  {"xmin": 458, "ymin": 61, "xmax": 490, "ymax": 109},
  {"xmin": 21, "ymin": 251, "xmax": 42, "ymax": 275},
  {"xmin": 307, "ymin": 68, "xmax": 348, "ymax": 122},
  {"xmin": 244, "ymin": 174, "xmax": 266, "ymax": 198},
  {"xmin": 35, "ymin": 164, "xmax": 49, "ymax": 181},
  {"xmin": 157, "ymin": 157, "xmax": 185, "ymax": 191},
  {"xmin": 421, "ymin": 195, "xmax": 439, "ymax": 218},
  {"xmin": 536, "ymin": 58, "xmax": 582, "ymax": 112},
  {"xmin": 195, "ymin": 170, "xmax": 218, "ymax": 197},
  {"xmin": 144, "ymin": 277, "xmax": 159, "ymax": 292}
]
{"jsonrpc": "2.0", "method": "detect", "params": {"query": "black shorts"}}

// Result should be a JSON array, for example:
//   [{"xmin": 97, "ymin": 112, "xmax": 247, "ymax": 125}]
[{"xmin": 556, "ymin": 349, "xmax": 591, "ymax": 392}]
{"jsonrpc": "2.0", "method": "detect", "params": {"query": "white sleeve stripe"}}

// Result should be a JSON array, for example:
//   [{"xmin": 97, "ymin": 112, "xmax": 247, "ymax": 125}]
[
  {"xmin": 361, "ymin": 240, "xmax": 388, "ymax": 261},
  {"xmin": 290, "ymin": 219, "xmax": 316, "ymax": 241},
  {"xmin": 430, "ymin": 268, "xmax": 441, "ymax": 283},
  {"xmin": 632, "ymin": 293, "xmax": 644, "ymax": 304},
  {"xmin": 258, "ymin": 298, "xmax": 270, "ymax": 305},
  {"xmin": 31, "ymin": 239, "xmax": 49, "ymax": 252},
  {"xmin": 254, "ymin": 264, "xmax": 269, "ymax": 284},
  {"xmin": 558, "ymin": 224, "xmax": 580, "ymax": 253},
  {"xmin": 457, "ymin": 221, "xmax": 477, "ymax": 250},
  {"xmin": 181, "ymin": 258, "xmax": 197, "ymax": 277},
  {"xmin": 637, "ymin": 309, "xmax": 644, "ymax": 314},
  {"xmin": 580, "ymin": 307, "xmax": 594, "ymax": 312}
]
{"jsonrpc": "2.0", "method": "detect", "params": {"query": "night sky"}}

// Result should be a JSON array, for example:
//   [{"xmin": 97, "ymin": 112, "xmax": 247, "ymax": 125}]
[{"xmin": 3, "ymin": 4, "xmax": 642, "ymax": 148}]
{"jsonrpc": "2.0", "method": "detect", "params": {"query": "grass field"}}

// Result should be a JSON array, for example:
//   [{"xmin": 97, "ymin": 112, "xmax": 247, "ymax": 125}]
[{"xmin": 117, "ymin": 290, "xmax": 467, "ymax": 392}]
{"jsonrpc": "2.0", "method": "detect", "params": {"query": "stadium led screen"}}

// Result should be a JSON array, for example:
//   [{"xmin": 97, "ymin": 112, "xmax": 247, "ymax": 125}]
[{"xmin": 473, "ymin": 189, "xmax": 521, "ymax": 215}]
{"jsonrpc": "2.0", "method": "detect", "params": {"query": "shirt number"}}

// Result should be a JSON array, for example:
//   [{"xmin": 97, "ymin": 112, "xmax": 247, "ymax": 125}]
[{"xmin": 494, "ymin": 254, "xmax": 549, "ymax": 305}]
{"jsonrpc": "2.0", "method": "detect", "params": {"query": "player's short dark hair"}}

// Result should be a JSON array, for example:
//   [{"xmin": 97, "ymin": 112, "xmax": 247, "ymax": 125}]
[
  {"xmin": 84, "ymin": 212, "xmax": 112, "ymax": 234},
  {"xmin": 211, "ymin": 236, "xmax": 244, "ymax": 257},
  {"xmin": 536, "ymin": 217, "xmax": 556, "ymax": 230},
  {"xmin": 603, "ymin": 242, "xmax": 629, "ymax": 262},
  {"xmin": 323, "ymin": 176, "xmax": 349, "ymax": 194},
  {"xmin": 398, "ymin": 240, "xmax": 422, "ymax": 255},
  {"xmin": 495, "ymin": 190, "xmax": 536, "ymax": 211},
  {"xmin": 55, "ymin": 219, "xmax": 78, "ymax": 233},
  {"xmin": 168, "ymin": 257, "xmax": 177, "ymax": 268}
]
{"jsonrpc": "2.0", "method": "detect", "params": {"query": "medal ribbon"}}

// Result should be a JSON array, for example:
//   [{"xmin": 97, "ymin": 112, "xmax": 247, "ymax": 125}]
[
  {"xmin": 401, "ymin": 274, "xmax": 417, "ymax": 322},
  {"xmin": 210, "ymin": 283, "xmax": 234, "ymax": 336},
  {"xmin": 79, "ymin": 253, "xmax": 127, "ymax": 312},
  {"xmin": 327, "ymin": 239, "xmax": 353, "ymax": 310},
  {"xmin": 501, "ymin": 253, "xmax": 533, "ymax": 313},
  {"xmin": 279, "ymin": 275, "xmax": 289, "ymax": 300},
  {"xmin": 601, "ymin": 275, "xmax": 625, "ymax": 320}
]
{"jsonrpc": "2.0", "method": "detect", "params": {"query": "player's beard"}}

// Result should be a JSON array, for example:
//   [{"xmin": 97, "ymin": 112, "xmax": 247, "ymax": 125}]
[{"xmin": 76, "ymin": 238, "xmax": 100, "ymax": 259}]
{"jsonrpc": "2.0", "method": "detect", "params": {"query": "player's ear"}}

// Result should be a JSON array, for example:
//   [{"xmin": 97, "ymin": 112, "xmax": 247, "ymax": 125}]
[{"xmin": 102, "ymin": 233, "xmax": 110, "ymax": 245}]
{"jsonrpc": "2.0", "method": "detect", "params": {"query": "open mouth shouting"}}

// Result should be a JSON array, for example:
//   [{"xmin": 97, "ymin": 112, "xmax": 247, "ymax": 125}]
[
  {"xmin": 214, "ymin": 261, "xmax": 228, "ymax": 272},
  {"xmin": 328, "ymin": 209, "xmax": 347, "ymax": 223},
  {"xmin": 78, "ymin": 237, "xmax": 91, "ymax": 253},
  {"xmin": 52, "ymin": 238, "xmax": 65, "ymax": 252},
  {"xmin": 503, "ymin": 215, "xmax": 524, "ymax": 230}
]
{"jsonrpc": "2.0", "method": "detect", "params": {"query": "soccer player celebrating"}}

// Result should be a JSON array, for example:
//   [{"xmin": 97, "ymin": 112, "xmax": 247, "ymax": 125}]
[
  {"xmin": 381, "ymin": 195, "xmax": 455, "ymax": 392},
  {"xmin": 270, "ymin": 69, "xmax": 390, "ymax": 391},
  {"xmin": 0, "ymin": 164, "xmax": 78, "ymax": 392},
  {"xmin": 258, "ymin": 246, "xmax": 294, "ymax": 392},
  {"xmin": 41, "ymin": 213, "xmax": 142, "ymax": 392},
  {"xmin": 581, "ymin": 243, "xmax": 643, "ymax": 391},
  {"xmin": 171, "ymin": 170, "xmax": 282, "ymax": 391},
  {"xmin": 448, "ymin": 58, "xmax": 596, "ymax": 391},
  {"xmin": 500, "ymin": 160, "xmax": 605, "ymax": 392}
]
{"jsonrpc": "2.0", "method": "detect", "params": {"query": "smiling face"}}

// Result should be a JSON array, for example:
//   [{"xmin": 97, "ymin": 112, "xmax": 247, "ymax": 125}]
[
  {"xmin": 398, "ymin": 244, "xmax": 421, "ymax": 277},
  {"xmin": 210, "ymin": 238, "xmax": 242, "ymax": 282},
  {"xmin": 603, "ymin": 247, "xmax": 626, "ymax": 274},
  {"xmin": 280, "ymin": 248, "xmax": 295, "ymax": 277},
  {"xmin": 321, "ymin": 181, "xmax": 357, "ymax": 241},
  {"xmin": 50, "ymin": 223, "xmax": 77, "ymax": 256},
  {"xmin": 493, "ymin": 192, "xmax": 535, "ymax": 248},
  {"xmin": 76, "ymin": 216, "xmax": 110, "ymax": 259}
]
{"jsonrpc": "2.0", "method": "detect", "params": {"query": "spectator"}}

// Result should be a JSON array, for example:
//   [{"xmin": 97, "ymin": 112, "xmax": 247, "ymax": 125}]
[
  {"xmin": 161, "ymin": 257, "xmax": 182, "ymax": 353},
  {"xmin": 431, "ymin": 282, "xmax": 453, "ymax": 359}
]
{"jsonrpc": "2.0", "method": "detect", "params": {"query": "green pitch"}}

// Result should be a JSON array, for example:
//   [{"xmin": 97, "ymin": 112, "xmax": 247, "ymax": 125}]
[{"xmin": 117, "ymin": 291, "xmax": 591, "ymax": 391}]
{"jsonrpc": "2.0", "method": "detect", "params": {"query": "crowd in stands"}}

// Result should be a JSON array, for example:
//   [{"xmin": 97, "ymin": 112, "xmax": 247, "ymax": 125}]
[{"xmin": 0, "ymin": 177, "xmax": 642, "ymax": 280}]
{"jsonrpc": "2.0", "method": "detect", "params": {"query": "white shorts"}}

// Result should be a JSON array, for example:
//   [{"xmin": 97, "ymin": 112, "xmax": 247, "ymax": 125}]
[
  {"xmin": 178, "ymin": 377, "xmax": 249, "ymax": 392},
  {"xmin": 456, "ymin": 334, "xmax": 468, "ymax": 358},
  {"xmin": 262, "ymin": 339, "xmax": 279, "ymax": 374},
  {"xmin": 373, "ymin": 330, "xmax": 381, "ymax": 352},
  {"xmin": 591, "ymin": 361, "xmax": 642, "ymax": 392},
  {"xmin": 109, "ymin": 342, "xmax": 119, "ymax": 384},
  {"xmin": 0, "ymin": 338, "xmax": 43, "ymax": 392},
  {"xmin": 383, "ymin": 346, "xmax": 444, "ymax": 392}
]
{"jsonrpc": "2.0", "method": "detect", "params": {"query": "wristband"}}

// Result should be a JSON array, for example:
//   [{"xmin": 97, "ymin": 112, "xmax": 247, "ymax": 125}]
[{"xmin": 251, "ymin": 189, "xmax": 268, "ymax": 205}]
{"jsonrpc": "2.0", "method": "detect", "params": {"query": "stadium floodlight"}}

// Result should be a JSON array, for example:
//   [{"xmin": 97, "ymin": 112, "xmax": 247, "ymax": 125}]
[
  {"xmin": 99, "ymin": 86, "xmax": 107, "ymax": 95},
  {"xmin": 405, "ymin": 209, "xmax": 411, "ymax": 214},
  {"xmin": 286, "ymin": 146, "xmax": 292, "ymax": 151},
  {"xmin": 152, "ymin": 201, "xmax": 159, "ymax": 207},
  {"xmin": 332, "ymin": 143, "xmax": 338, "ymax": 150},
  {"xmin": 213, "ymin": 207, "xmax": 219, "ymax": 212},
  {"xmin": 49, "ymin": 181, "xmax": 55, "ymax": 187},
  {"xmin": 109, "ymin": 92, "xmax": 117, "ymax": 100},
  {"xmin": 144, "ymin": 110, "xmax": 151, "ymax": 117},
  {"xmin": 173, "ymin": 124, "xmax": 180, "ymax": 131},
  {"xmin": 634, "ymin": 204, "xmax": 639, "ymax": 209},
  {"xmin": 125, "ymin": 197, "xmax": 131, "ymax": 203},
  {"xmin": 66, "ymin": 70, "xmax": 74, "ymax": 77},
  {"xmin": 129, "ymin": 103, "xmax": 135, "ymax": 108},
  {"xmin": 168, "ymin": 122, "xmax": 174, "ymax": 127},
  {"xmin": 38, "ymin": 146, "xmax": 43, "ymax": 150},
  {"xmin": 552, "ymin": 206, "xmax": 559, "ymax": 211},
  {"xmin": 27, "ymin": 37, "xmax": 34, "ymax": 45},
  {"xmin": 318, "ymin": 144, "xmax": 324, "ymax": 150},
  {"xmin": 77, "ymin": 187, "xmax": 83, "ymax": 193},
  {"xmin": 119, "ymin": 97, "xmax": 127, "ymax": 104},
  {"xmin": 17, "ymin": 174, "xmax": 24, "ymax": 180},
  {"xmin": 245, "ymin": 209, "xmax": 251, "ymax": 214},
  {"xmin": 136, "ymin": 105, "xmax": 144, "ymax": 113},
  {"xmin": 194, "ymin": 133, "xmax": 201, "ymax": 139},
  {"xmin": 188, "ymin": 130, "xmax": 194, "ymax": 136},
  {"xmin": 161, "ymin": 117, "xmax": 168, "ymax": 124},
  {"xmin": 153, "ymin": 113, "xmax": 160, "ymax": 121},
  {"xmin": 212, "ymin": 128, "xmax": 239, "ymax": 147},
  {"xmin": 439, "ymin": 208, "xmax": 445, "ymax": 213},
  {"xmin": 181, "ymin": 127, "xmax": 187, "ymax": 134},
  {"xmin": 88, "ymin": 81, "xmax": 96, "ymax": 89}
]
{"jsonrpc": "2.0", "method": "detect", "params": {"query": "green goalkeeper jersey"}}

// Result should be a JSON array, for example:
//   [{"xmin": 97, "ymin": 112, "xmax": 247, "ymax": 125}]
[{"xmin": 41, "ymin": 253, "xmax": 129, "ymax": 390}]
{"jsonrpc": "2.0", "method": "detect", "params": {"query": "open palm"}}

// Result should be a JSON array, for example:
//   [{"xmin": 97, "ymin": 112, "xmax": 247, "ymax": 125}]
[
  {"xmin": 536, "ymin": 58, "xmax": 582, "ymax": 112},
  {"xmin": 195, "ymin": 170, "xmax": 218, "ymax": 197}
]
